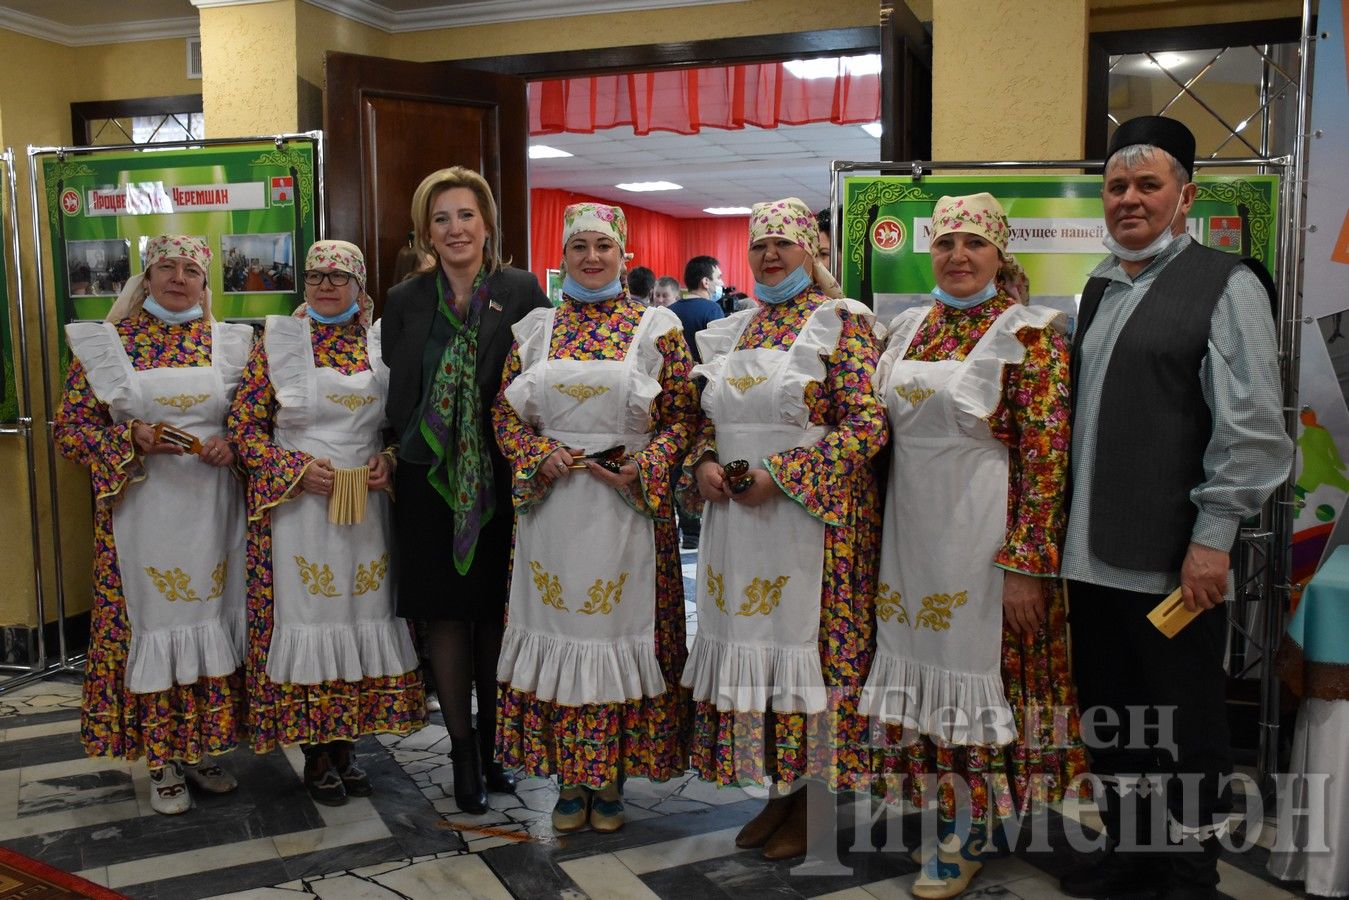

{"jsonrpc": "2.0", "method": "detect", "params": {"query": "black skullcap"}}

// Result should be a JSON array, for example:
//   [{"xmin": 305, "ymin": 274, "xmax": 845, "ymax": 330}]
[{"xmin": 1106, "ymin": 115, "xmax": 1196, "ymax": 179}]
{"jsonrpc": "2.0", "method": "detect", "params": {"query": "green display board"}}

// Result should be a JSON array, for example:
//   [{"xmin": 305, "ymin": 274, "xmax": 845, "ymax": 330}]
[
  {"xmin": 40, "ymin": 139, "xmax": 318, "ymax": 330},
  {"xmin": 841, "ymin": 174, "xmax": 1279, "ymax": 321},
  {"xmin": 1, "ymin": 153, "xmax": 16, "ymax": 424}
]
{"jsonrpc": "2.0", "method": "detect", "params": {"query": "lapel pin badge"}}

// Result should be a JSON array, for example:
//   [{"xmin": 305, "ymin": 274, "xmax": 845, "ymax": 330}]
[{"xmin": 489, "ymin": 300, "xmax": 503, "ymax": 312}]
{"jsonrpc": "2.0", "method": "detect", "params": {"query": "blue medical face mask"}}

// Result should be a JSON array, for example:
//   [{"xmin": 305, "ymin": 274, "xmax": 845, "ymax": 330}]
[
  {"xmin": 932, "ymin": 279, "xmax": 998, "ymax": 310},
  {"xmin": 143, "ymin": 294, "xmax": 203, "ymax": 325},
  {"xmin": 307, "ymin": 301, "xmax": 359, "ymax": 324},
  {"xmin": 755, "ymin": 264, "xmax": 812, "ymax": 305},
  {"xmin": 709, "ymin": 283, "xmax": 724, "ymax": 303},
  {"xmin": 1102, "ymin": 190, "xmax": 1187, "ymax": 262},
  {"xmin": 563, "ymin": 273, "xmax": 623, "ymax": 304}
]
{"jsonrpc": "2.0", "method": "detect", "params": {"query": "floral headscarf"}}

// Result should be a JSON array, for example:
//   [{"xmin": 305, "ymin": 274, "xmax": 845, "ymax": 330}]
[
  {"xmin": 560, "ymin": 202, "xmax": 630, "ymax": 276},
  {"xmin": 748, "ymin": 197, "xmax": 842, "ymax": 299},
  {"xmin": 294, "ymin": 239, "xmax": 372, "ymax": 326},
  {"xmin": 930, "ymin": 193, "xmax": 1029, "ymax": 303},
  {"xmin": 106, "ymin": 234, "xmax": 214, "ymax": 322}
]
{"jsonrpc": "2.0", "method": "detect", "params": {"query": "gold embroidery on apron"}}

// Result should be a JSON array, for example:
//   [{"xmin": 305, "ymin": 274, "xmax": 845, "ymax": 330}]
[
  {"xmin": 736, "ymin": 575, "xmax": 791, "ymax": 616},
  {"xmin": 726, "ymin": 374, "xmax": 768, "ymax": 393},
  {"xmin": 876, "ymin": 582, "xmax": 908, "ymax": 625},
  {"xmin": 530, "ymin": 560, "xmax": 567, "ymax": 610},
  {"xmin": 206, "ymin": 558, "xmax": 227, "ymax": 601},
  {"xmin": 706, "ymin": 567, "xmax": 727, "ymax": 614},
  {"xmin": 326, "ymin": 393, "xmax": 377, "ymax": 411},
  {"xmin": 153, "ymin": 393, "xmax": 211, "ymax": 411},
  {"xmin": 578, "ymin": 572, "xmax": 629, "ymax": 615},
  {"xmin": 915, "ymin": 590, "xmax": 968, "ymax": 631},
  {"xmin": 145, "ymin": 566, "xmax": 202, "ymax": 602},
  {"xmin": 553, "ymin": 383, "xmax": 610, "ymax": 402},
  {"xmin": 294, "ymin": 555, "xmax": 341, "ymax": 597},
  {"xmin": 353, "ymin": 553, "xmax": 390, "ymax": 595},
  {"xmin": 895, "ymin": 384, "xmax": 936, "ymax": 407}
]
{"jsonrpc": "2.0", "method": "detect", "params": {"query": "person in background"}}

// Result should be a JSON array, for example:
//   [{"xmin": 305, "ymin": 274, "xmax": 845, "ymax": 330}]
[
  {"xmin": 815, "ymin": 208, "xmax": 832, "ymax": 272},
  {"xmin": 669, "ymin": 255, "xmax": 727, "ymax": 550},
  {"xmin": 493, "ymin": 202, "xmax": 695, "ymax": 834},
  {"xmin": 229, "ymin": 240, "xmax": 426, "ymax": 806},
  {"xmin": 382, "ymin": 166, "xmax": 551, "ymax": 814},
  {"xmin": 651, "ymin": 275, "xmax": 681, "ymax": 308},
  {"xmin": 56, "ymin": 236, "xmax": 250, "ymax": 816},
  {"xmin": 1061, "ymin": 116, "xmax": 1291, "ymax": 900},
  {"xmin": 628, "ymin": 266, "xmax": 656, "ymax": 305}
]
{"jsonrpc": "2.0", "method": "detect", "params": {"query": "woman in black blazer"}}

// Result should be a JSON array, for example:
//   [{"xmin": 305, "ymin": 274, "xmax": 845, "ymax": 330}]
[{"xmin": 382, "ymin": 167, "xmax": 550, "ymax": 814}]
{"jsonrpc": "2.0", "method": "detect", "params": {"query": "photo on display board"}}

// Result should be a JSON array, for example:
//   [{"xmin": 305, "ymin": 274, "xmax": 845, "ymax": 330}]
[
  {"xmin": 220, "ymin": 232, "xmax": 295, "ymax": 294},
  {"xmin": 66, "ymin": 238, "xmax": 131, "ymax": 297}
]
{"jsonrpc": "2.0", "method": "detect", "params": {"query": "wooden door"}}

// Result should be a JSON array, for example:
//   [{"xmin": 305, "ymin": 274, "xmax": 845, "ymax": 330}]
[
  {"xmin": 880, "ymin": 1, "xmax": 932, "ymax": 162},
  {"xmin": 323, "ymin": 51, "xmax": 529, "ymax": 314}
]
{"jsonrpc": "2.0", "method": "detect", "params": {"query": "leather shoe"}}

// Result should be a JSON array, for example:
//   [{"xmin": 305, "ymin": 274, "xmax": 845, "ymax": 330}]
[
  {"xmin": 761, "ymin": 791, "xmax": 807, "ymax": 861},
  {"xmin": 1060, "ymin": 851, "xmax": 1166, "ymax": 898},
  {"xmin": 450, "ymin": 732, "xmax": 488, "ymax": 814},
  {"xmin": 477, "ymin": 730, "xmax": 517, "ymax": 794},
  {"xmin": 735, "ymin": 794, "xmax": 795, "ymax": 849}
]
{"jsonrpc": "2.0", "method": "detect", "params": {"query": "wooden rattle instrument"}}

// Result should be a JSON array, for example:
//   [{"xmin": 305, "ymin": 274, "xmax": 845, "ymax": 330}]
[{"xmin": 327, "ymin": 465, "xmax": 369, "ymax": 525}]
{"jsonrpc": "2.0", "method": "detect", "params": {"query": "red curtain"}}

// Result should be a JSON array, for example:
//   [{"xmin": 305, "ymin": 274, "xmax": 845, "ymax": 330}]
[
  {"xmin": 530, "ymin": 188, "xmax": 752, "ymax": 297},
  {"xmin": 530, "ymin": 59, "xmax": 880, "ymax": 136}
]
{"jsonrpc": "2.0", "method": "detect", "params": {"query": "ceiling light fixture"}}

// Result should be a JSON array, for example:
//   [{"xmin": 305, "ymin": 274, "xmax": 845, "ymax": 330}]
[
  {"xmin": 529, "ymin": 144, "xmax": 574, "ymax": 159},
  {"xmin": 704, "ymin": 207, "xmax": 752, "ymax": 215},
  {"xmin": 860, "ymin": 122, "xmax": 883, "ymax": 138},
  {"xmin": 615, "ymin": 181, "xmax": 683, "ymax": 192}
]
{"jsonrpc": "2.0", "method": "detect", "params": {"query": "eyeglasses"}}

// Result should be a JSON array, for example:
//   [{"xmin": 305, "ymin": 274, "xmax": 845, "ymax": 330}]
[{"xmin": 303, "ymin": 270, "xmax": 353, "ymax": 287}]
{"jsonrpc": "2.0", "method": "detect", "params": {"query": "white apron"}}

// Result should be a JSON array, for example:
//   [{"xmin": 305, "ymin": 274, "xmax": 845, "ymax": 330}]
[
  {"xmin": 496, "ymin": 304, "xmax": 678, "ymax": 706},
  {"xmin": 67, "ymin": 320, "xmax": 251, "ymax": 694},
  {"xmin": 263, "ymin": 316, "xmax": 418, "ymax": 685},
  {"xmin": 681, "ymin": 299, "xmax": 873, "ymax": 715},
  {"xmin": 859, "ymin": 302, "xmax": 1064, "ymax": 746}
]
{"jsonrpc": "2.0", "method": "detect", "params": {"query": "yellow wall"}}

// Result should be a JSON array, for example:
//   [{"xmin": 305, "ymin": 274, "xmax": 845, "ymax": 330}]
[
  {"xmin": 75, "ymin": 38, "xmax": 201, "ymax": 103},
  {"xmin": 200, "ymin": 0, "xmax": 300, "ymax": 137},
  {"xmin": 391, "ymin": 0, "xmax": 878, "ymax": 61},
  {"xmin": 932, "ymin": 0, "xmax": 1090, "ymax": 161}
]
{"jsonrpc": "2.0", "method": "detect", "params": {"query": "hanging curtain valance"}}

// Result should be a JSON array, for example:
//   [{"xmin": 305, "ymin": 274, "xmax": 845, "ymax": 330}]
[{"xmin": 529, "ymin": 57, "xmax": 881, "ymax": 136}]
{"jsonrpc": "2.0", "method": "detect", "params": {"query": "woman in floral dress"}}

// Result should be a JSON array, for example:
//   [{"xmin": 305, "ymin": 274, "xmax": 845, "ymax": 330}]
[
  {"xmin": 684, "ymin": 197, "xmax": 887, "ymax": 860},
  {"xmin": 228, "ymin": 240, "xmax": 425, "ymax": 805},
  {"xmin": 57, "ymin": 235, "xmax": 250, "ymax": 815},
  {"xmin": 861, "ymin": 193, "xmax": 1087, "ymax": 899},
  {"xmin": 493, "ymin": 202, "xmax": 696, "ymax": 834}
]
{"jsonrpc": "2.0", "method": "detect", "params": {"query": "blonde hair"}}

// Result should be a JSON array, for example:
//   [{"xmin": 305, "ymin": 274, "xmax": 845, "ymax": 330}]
[{"xmin": 409, "ymin": 167, "xmax": 506, "ymax": 276}]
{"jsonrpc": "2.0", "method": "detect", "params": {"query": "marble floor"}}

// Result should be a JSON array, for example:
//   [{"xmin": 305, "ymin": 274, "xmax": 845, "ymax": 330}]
[{"xmin": 0, "ymin": 551, "xmax": 1320, "ymax": 899}]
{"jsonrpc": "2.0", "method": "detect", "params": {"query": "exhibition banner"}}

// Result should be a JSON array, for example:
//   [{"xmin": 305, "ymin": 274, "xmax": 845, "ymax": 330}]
[
  {"xmin": 841, "ymin": 174, "xmax": 1279, "ymax": 322},
  {"xmin": 39, "ymin": 140, "xmax": 318, "ymax": 331}
]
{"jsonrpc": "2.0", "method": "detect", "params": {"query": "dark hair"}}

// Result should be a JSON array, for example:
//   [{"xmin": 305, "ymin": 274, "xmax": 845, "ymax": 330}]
[
  {"xmin": 815, "ymin": 208, "xmax": 830, "ymax": 233},
  {"xmin": 628, "ymin": 266, "xmax": 655, "ymax": 298},
  {"xmin": 683, "ymin": 255, "xmax": 720, "ymax": 291}
]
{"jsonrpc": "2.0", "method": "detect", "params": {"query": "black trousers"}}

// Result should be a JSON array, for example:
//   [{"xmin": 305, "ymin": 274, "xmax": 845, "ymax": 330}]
[{"xmin": 1068, "ymin": 580, "xmax": 1232, "ymax": 885}]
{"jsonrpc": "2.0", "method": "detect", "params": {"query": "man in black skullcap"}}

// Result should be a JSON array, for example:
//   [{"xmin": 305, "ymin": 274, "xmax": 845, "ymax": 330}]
[{"xmin": 1059, "ymin": 116, "xmax": 1291, "ymax": 899}]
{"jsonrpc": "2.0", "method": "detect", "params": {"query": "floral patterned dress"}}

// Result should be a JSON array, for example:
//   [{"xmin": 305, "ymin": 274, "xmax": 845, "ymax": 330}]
[
  {"xmin": 228, "ymin": 319, "xmax": 426, "ymax": 752},
  {"xmin": 872, "ymin": 292, "xmax": 1088, "ymax": 824},
  {"xmin": 492, "ymin": 295, "xmax": 696, "ymax": 788},
  {"xmin": 686, "ymin": 287, "xmax": 887, "ymax": 789},
  {"xmin": 55, "ymin": 313, "xmax": 244, "ymax": 767}
]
